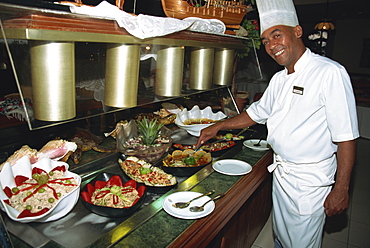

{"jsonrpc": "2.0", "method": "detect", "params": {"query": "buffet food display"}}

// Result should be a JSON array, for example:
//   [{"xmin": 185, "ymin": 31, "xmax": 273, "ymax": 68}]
[
  {"xmin": 0, "ymin": 104, "xmax": 234, "ymax": 224},
  {"xmin": 0, "ymin": 157, "xmax": 81, "ymax": 223}
]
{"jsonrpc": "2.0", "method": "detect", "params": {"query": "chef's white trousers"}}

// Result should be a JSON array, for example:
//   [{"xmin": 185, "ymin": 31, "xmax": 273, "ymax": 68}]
[{"xmin": 268, "ymin": 154, "xmax": 337, "ymax": 248}]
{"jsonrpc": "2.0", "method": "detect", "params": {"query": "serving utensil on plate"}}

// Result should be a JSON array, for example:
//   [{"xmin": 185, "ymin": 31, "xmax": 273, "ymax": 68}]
[
  {"xmin": 254, "ymin": 138, "xmax": 263, "ymax": 147},
  {"xmin": 189, "ymin": 193, "xmax": 225, "ymax": 212},
  {"xmin": 172, "ymin": 190, "xmax": 215, "ymax": 209}
]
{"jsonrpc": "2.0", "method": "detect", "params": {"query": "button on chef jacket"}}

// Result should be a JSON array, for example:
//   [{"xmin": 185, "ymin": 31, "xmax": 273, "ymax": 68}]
[{"xmin": 247, "ymin": 48, "xmax": 359, "ymax": 163}]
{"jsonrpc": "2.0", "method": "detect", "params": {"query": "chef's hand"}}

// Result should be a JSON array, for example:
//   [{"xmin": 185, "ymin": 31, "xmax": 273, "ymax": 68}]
[
  {"xmin": 195, "ymin": 123, "xmax": 222, "ymax": 149},
  {"xmin": 323, "ymin": 188, "xmax": 350, "ymax": 217}
]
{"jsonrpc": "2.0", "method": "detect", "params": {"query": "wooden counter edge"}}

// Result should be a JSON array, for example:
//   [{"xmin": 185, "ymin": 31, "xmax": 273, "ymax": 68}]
[{"xmin": 168, "ymin": 150, "xmax": 273, "ymax": 248}]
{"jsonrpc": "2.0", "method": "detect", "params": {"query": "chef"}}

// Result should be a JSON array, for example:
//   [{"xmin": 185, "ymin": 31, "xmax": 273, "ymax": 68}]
[{"xmin": 196, "ymin": 0, "xmax": 359, "ymax": 247}]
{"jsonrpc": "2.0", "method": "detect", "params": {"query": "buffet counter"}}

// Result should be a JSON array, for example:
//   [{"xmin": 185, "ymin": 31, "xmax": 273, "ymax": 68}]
[{"xmin": 2, "ymin": 127, "xmax": 273, "ymax": 248}]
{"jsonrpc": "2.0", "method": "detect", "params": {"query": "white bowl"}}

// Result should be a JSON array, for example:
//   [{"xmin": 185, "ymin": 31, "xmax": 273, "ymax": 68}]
[
  {"xmin": 175, "ymin": 105, "xmax": 227, "ymax": 137},
  {"xmin": 0, "ymin": 157, "xmax": 81, "ymax": 223}
]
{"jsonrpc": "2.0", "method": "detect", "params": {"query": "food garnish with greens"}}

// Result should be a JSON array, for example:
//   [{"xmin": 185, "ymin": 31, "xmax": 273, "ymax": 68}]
[
  {"xmin": 163, "ymin": 149, "xmax": 212, "ymax": 168},
  {"xmin": 119, "ymin": 156, "xmax": 177, "ymax": 187},
  {"xmin": 81, "ymin": 175, "xmax": 145, "ymax": 208}
]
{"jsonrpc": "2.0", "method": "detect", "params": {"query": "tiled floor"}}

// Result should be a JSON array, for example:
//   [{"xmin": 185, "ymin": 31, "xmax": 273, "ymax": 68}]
[{"xmin": 252, "ymin": 137, "xmax": 370, "ymax": 248}]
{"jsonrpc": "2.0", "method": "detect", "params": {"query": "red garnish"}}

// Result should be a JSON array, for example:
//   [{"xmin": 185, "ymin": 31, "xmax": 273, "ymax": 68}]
[
  {"xmin": 95, "ymin": 190, "xmax": 110, "ymax": 199},
  {"xmin": 23, "ymin": 184, "xmax": 45, "ymax": 202},
  {"xmin": 45, "ymin": 184, "xmax": 59, "ymax": 200},
  {"xmin": 137, "ymin": 185, "xmax": 146, "ymax": 197},
  {"xmin": 18, "ymin": 208, "xmax": 49, "ymax": 218},
  {"xmin": 81, "ymin": 191, "xmax": 92, "ymax": 204},
  {"xmin": 32, "ymin": 167, "xmax": 46, "ymax": 175},
  {"xmin": 123, "ymin": 180, "xmax": 136, "ymax": 189},
  {"xmin": 87, "ymin": 183, "xmax": 95, "ymax": 196},
  {"xmin": 113, "ymin": 195, "xmax": 119, "ymax": 205},
  {"xmin": 106, "ymin": 175, "xmax": 123, "ymax": 187},
  {"xmin": 94, "ymin": 181, "xmax": 106, "ymax": 190},
  {"xmin": 14, "ymin": 175, "xmax": 29, "ymax": 186},
  {"xmin": 3, "ymin": 187, "xmax": 12, "ymax": 198},
  {"xmin": 52, "ymin": 166, "xmax": 66, "ymax": 172}
]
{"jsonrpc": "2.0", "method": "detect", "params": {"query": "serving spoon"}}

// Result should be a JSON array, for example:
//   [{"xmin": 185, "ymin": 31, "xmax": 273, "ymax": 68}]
[
  {"xmin": 172, "ymin": 190, "xmax": 215, "ymax": 209},
  {"xmin": 254, "ymin": 138, "xmax": 263, "ymax": 147},
  {"xmin": 189, "ymin": 193, "xmax": 225, "ymax": 212}
]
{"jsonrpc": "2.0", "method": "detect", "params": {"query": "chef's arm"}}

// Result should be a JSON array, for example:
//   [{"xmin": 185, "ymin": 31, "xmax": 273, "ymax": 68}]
[
  {"xmin": 196, "ymin": 111, "xmax": 257, "ymax": 147},
  {"xmin": 324, "ymin": 139, "xmax": 357, "ymax": 217}
]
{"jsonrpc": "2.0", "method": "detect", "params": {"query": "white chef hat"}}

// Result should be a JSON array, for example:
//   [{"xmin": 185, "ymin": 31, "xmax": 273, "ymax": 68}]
[{"xmin": 256, "ymin": 0, "xmax": 299, "ymax": 35}]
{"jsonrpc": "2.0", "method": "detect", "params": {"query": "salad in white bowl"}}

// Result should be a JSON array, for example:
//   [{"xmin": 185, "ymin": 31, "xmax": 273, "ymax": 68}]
[{"xmin": 0, "ymin": 156, "xmax": 81, "ymax": 223}]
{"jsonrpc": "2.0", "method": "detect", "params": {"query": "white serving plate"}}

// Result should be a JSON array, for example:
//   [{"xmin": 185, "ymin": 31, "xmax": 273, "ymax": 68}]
[
  {"xmin": 212, "ymin": 159, "xmax": 252, "ymax": 176},
  {"xmin": 162, "ymin": 191, "xmax": 215, "ymax": 219},
  {"xmin": 243, "ymin": 139, "xmax": 270, "ymax": 151}
]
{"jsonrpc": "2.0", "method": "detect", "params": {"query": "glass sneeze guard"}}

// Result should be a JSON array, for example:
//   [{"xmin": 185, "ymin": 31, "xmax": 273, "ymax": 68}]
[{"xmin": 0, "ymin": 2, "xmax": 260, "ymax": 130}]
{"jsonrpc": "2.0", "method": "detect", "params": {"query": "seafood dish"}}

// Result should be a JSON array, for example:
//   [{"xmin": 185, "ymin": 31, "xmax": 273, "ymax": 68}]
[{"xmin": 62, "ymin": 127, "xmax": 116, "ymax": 164}]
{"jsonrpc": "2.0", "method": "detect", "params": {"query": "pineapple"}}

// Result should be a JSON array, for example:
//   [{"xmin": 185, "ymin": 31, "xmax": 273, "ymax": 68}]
[{"xmin": 136, "ymin": 117, "xmax": 164, "ymax": 146}]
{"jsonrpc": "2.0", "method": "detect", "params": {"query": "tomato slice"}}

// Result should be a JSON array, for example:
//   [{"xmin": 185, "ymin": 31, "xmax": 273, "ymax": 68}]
[
  {"xmin": 106, "ymin": 175, "xmax": 123, "ymax": 187},
  {"xmin": 32, "ymin": 167, "xmax": 46, "ymax": 175},
  {"xmin": 86, "ymin": 183, "xmax": 95, "ymax": 196},
  {"xmin": 81, "ymin": 191, "xmax": 92, "ymax": 204},
  {"xmin": 124, "ymin": 180, "xmax": 136, "ymax": 189},
  {"xmin": 18, "ymin": 208, "xmax": 49, "ymax": 218},
  {"xmin": 137, "ymin": 185, "xmax": 146, "ymax": 197},
  {"xmin": 94, "ymin": 180, "xmax": 106, "ymax": 190},
  {"xmin": 3, "ymin": 186, "xmax": 12, "ymax": 198},
  {"xmin": 52, "ymin": 165, "xmax": 66, "ymax": 172},
  {"xmin": 14, "ymin": 175, "xmax": 29, "ymax": 186}
]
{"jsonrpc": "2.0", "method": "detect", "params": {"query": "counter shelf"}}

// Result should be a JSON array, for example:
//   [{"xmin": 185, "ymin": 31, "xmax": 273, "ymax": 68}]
[{"xmin": 1, "ymin": 125, "xmax": 272, "ymax": 248}]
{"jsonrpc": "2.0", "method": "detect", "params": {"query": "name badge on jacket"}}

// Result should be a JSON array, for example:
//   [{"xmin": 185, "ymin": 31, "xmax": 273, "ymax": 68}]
[{"xmin": 293, "ymin": 86, "xmax": 304, "ymax": 95}]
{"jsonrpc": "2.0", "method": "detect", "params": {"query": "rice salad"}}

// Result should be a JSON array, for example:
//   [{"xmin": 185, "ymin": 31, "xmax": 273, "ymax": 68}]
[
  {"xmin": 7, "ymin": 169, "xmax": 78, "ymax": 215},
  {"xmin": 91, "ymin": 185, "xmax": 140, "ymax": 208}
]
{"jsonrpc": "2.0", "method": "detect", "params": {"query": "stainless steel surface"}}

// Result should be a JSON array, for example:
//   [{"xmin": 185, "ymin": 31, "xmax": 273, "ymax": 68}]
[
  {"xmin": 189, "ymin": 47, "xmax": 214, "ymax": 90},
  {"xmin": 189, "ymin": 193, "xmax": 225, "ymax": 212},
  {"xmin": 0, "ymin": 214, "xmax": 13, "ymax": 248},
  {"xmin": 30, "ymin": 40, "xmax": 76, "ymax": 121},
  {"xmin": 172, "ymin": 190, "xmax": 215, "ymax": 209},
  {"xmin": 104, "ymin": 43, "xmax": 140, "ymax": 108}
]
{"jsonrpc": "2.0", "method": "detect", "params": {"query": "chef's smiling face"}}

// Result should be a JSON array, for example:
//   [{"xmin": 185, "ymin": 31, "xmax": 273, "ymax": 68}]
[{"xmin": 261, "ymin": 25, "xmax": 305, "ymax": 74}]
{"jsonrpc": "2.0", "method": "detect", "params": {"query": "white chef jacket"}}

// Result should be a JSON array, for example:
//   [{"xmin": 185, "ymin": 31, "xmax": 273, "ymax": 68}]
[
  {"xmin": 247, "ymin": 48, "xmax": 359, "ymax": 163},
  {"xmin": 246, "ymin": 48, "xmax": 359, "ymax": 248}
]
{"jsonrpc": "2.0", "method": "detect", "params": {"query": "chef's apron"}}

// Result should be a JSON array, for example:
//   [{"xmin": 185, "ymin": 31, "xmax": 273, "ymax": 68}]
[{"xmin": 268, "ymin": 153, "xmax": 336, "ymax": 248}]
